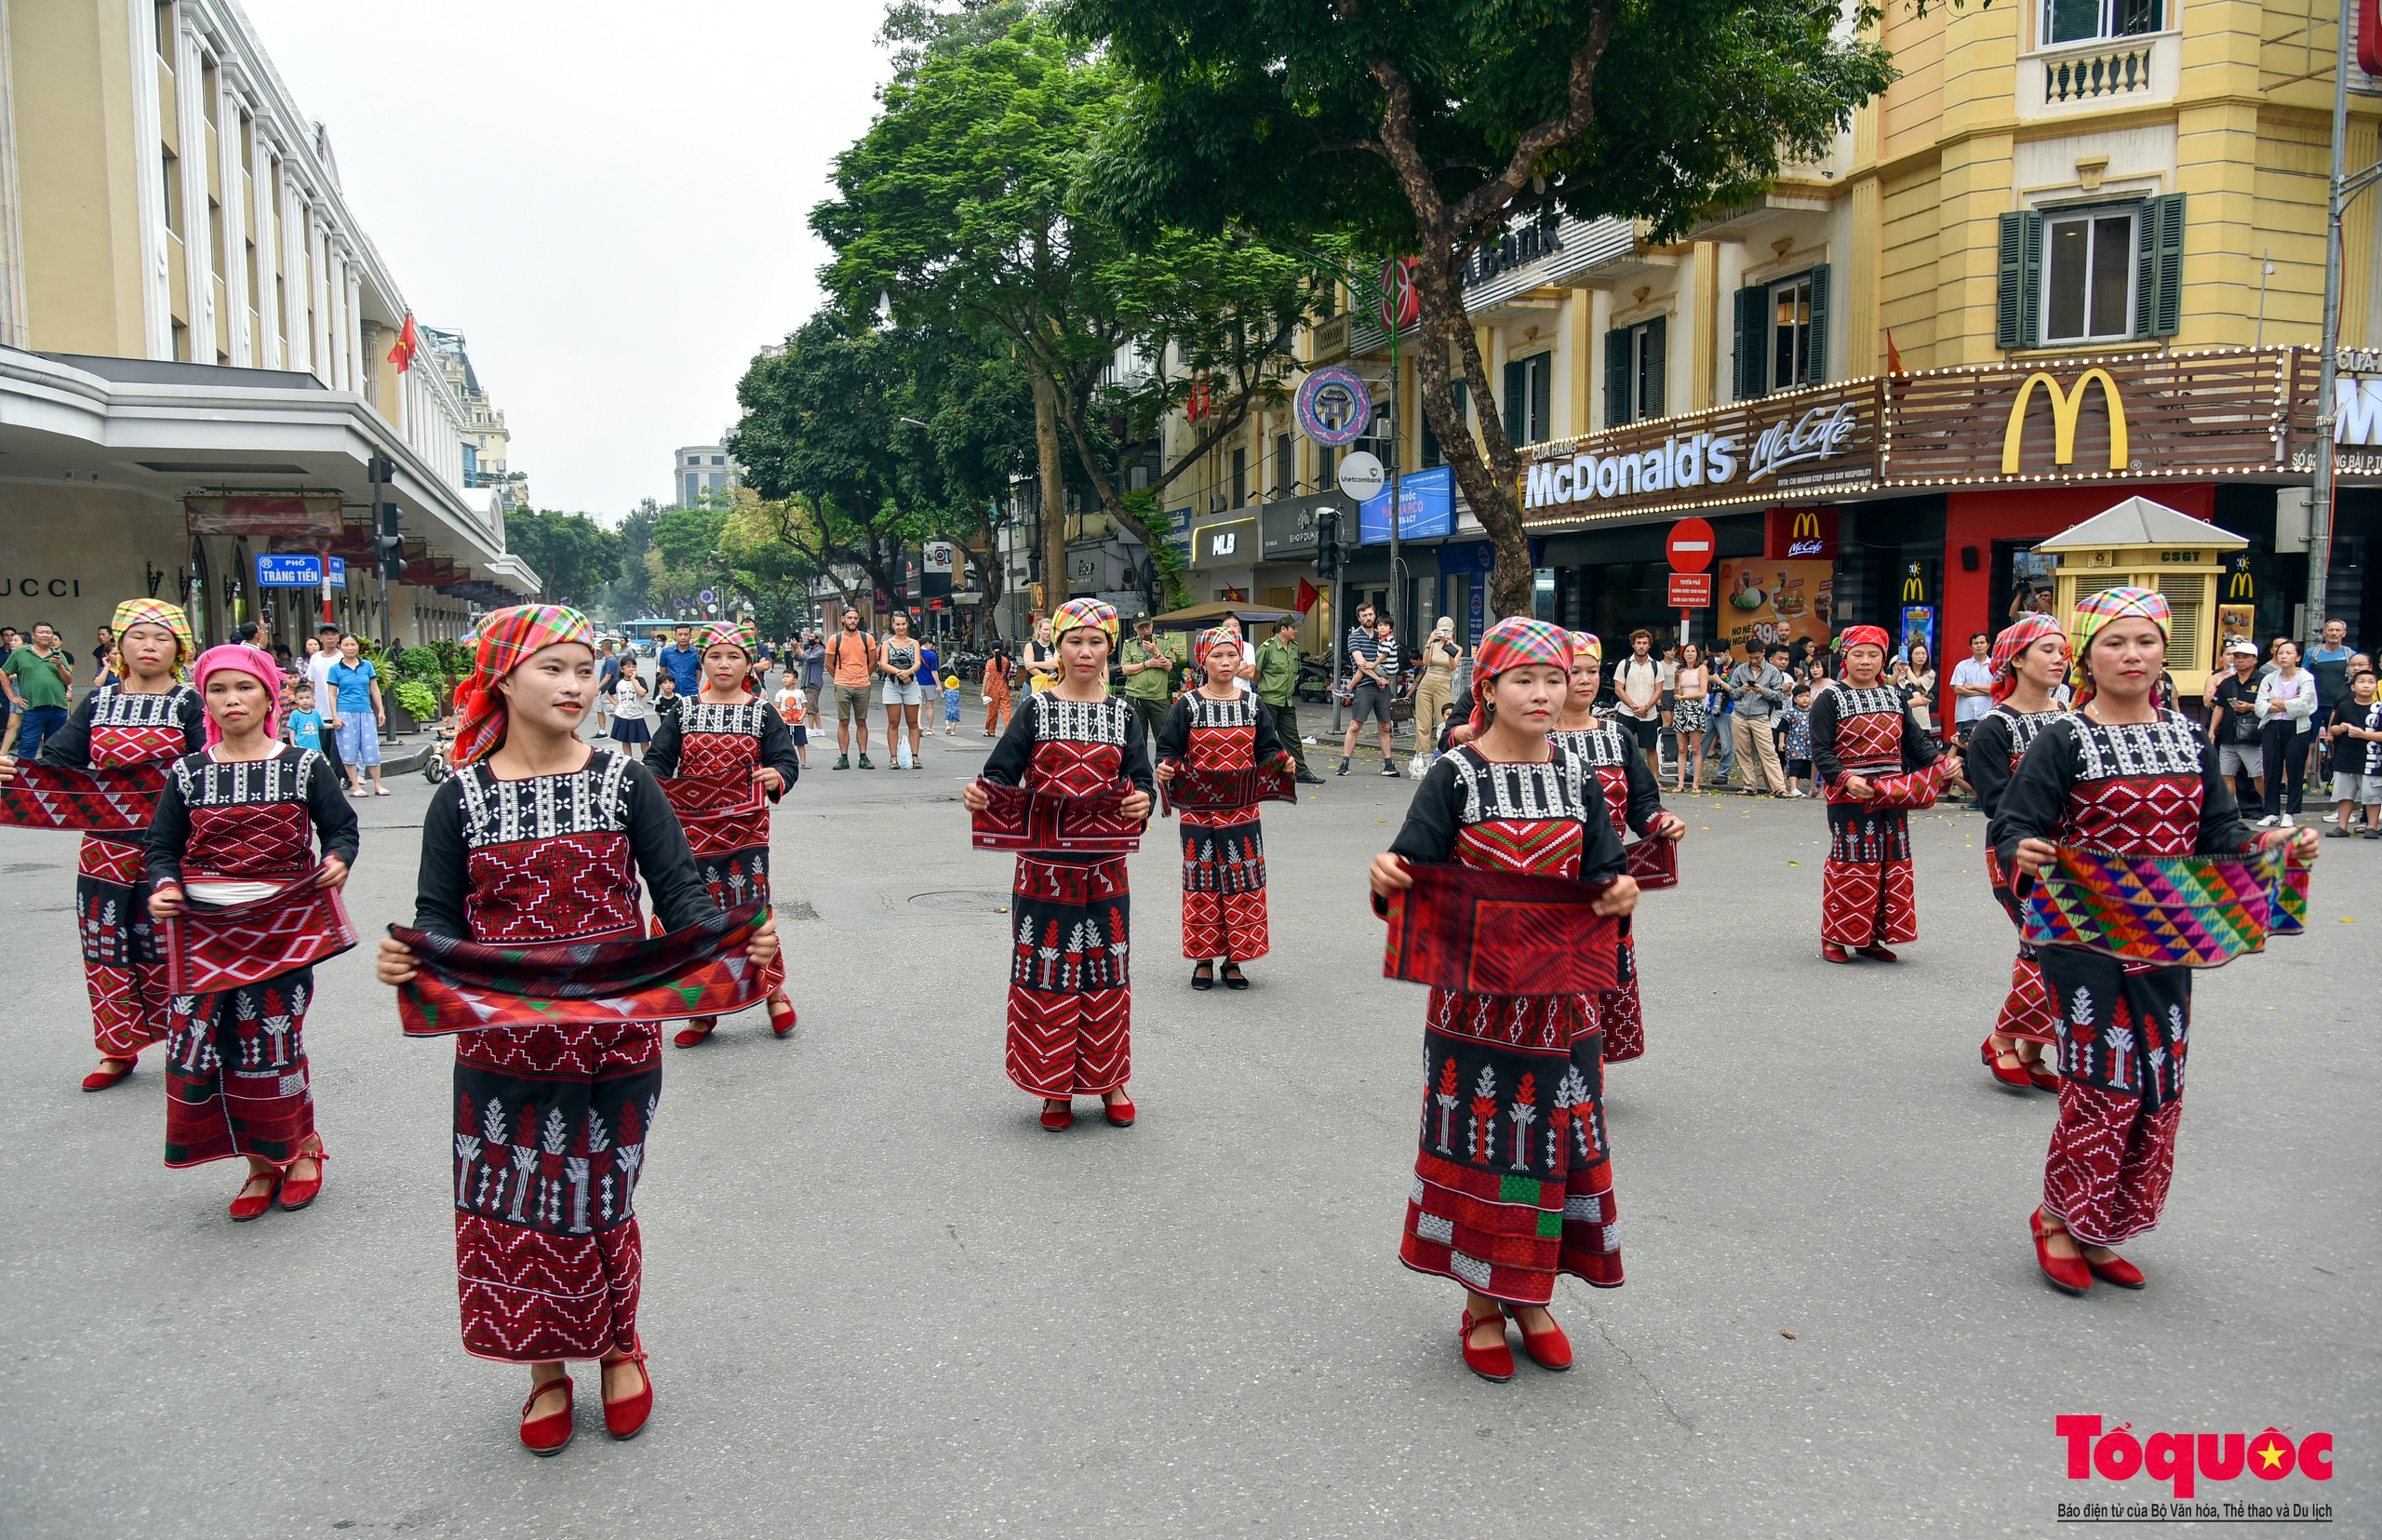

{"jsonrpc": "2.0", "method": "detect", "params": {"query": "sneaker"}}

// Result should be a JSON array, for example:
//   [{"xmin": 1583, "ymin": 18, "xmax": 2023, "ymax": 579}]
[
  {"xmin": 2278, "ymin": 813, "xmax": 2295, "ymax": 828},
  {"xmin": 2255, "ymin": 813, "xmax": 2277, "ymax": 827},
  {"xmin": 1381, "ymin": 764, "xmax": 1401, "ymax": 777},
  {"xmin": 1336, "ymin": 758, "xmax": 1351, "ymax": 776},
  {"xmin": 859, "ymin": 754, "xmax": 875, "ymax": 770},
  {"xmin": 2323, "ymin": 811, "xmax": 2339, "ymax": 823}
]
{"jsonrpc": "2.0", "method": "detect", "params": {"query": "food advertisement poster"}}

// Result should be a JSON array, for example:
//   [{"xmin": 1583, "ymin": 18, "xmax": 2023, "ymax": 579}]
[{"xmin": 1714, "ymin": 559, "xmax": 1835, "ymax": 659}]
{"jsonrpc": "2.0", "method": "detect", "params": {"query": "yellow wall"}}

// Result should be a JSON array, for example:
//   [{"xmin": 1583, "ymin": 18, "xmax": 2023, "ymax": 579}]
[{"xmin": 15, "ymin": 0, "xmax": 146, "ymax": 356}]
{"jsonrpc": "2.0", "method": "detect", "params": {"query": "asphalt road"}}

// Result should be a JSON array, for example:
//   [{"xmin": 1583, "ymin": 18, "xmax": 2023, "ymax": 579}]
[{"xmin": 4, "ymin": 723, "xmax": 2374, "ymax": 1537}]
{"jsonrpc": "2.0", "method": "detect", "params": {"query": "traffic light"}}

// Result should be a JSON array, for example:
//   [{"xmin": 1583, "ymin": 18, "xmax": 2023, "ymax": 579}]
[
  {"xmin": 375, "ymin": 503, "xmax": 405, "ymax": 582},
  {"xmin": 1314, "ymin": 510, "xmax": 1340, "ymax": 579}
]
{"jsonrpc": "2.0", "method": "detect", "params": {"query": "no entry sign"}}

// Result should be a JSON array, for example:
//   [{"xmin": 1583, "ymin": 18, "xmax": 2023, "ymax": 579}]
[{"xmin": 1666, "ymin": 517, "xmax": 1716, "ymax": 573}]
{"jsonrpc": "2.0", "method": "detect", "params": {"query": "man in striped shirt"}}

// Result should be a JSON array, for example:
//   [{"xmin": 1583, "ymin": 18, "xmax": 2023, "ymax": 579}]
[{"xmin": 1338, "ymin": 603, "xmax": 1402, "ymax": 776}]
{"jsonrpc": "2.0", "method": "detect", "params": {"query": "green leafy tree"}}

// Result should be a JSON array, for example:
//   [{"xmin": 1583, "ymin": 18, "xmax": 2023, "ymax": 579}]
[
  {"xmin": 502, "ymin": 508, "xmax": 626, "ymax": 609},
  {"xmin": 1064, "ymin": 0, "xmax": 1895, "ymax": 619},
  {"xmin": 606, "ymin": 498, "xmax": 663, "ymax": 617}
]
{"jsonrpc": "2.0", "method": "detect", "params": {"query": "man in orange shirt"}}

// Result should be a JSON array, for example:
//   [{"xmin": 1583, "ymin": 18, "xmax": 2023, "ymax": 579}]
[{"xmin": 825, "ymin": 608, "xmax": 879, "ymax": 769}]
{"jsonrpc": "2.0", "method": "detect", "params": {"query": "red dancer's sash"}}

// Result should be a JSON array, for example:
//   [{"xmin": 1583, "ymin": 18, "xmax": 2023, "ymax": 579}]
[
  {"xmin": 659, "ymin": 772, "xmax": 769, "ymax": 858},
  {"xmin": 1625, "ymin": 835, "xmax": 1679, "ymax": 891},
  {"xmin": 970, "ymin": 782, "xmax": 1144, "ymax": 853},
  {"xmin": 1377, "ymin": 863, "xmax": 1622, "ymax": 997},
  {"xmin": 1158, "ymin": 759, "xmax": 1298, "ymax": 816},
  {"xmin": 2020, "ymin": 845, "xmax": 2302, "ymax": 969},
  {"xmin": 0, "ymin": 761, "xmax": 168, "ymax": 834},
  {"xmin": 392, "ymin": 901, "xmax": 780, "ymax": 1037},
  {"xmin": 163, "ymin": 871, "xmax": 358, "ymax": 996},
  {"xmin": 1862, "ymin": 761, "xmax": 1945, "ymax": 810}
]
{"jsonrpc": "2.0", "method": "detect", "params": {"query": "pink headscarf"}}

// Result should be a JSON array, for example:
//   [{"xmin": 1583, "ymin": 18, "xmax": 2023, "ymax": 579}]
[{"xmin": 192, "ymin": 643, "xmax": 283, "ymax": 750}]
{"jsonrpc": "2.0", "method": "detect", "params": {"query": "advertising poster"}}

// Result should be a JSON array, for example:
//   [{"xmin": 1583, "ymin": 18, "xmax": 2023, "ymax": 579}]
[
  {"xmin": 1900, "ymin": 605, "xmax": 1936, "ymax": 664},
  {"xmin": 1713, "ymin": 558, "xmax": 1834, "ymax": 659}
]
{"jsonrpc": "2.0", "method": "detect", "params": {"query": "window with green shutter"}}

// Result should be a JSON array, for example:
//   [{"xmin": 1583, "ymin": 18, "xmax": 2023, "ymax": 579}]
[
  {"xmin": 1733, "ymin": 285, "xmax": 1765, "ymax": 399},
  {"xmin": 2134, "ymin": 192, "xmax": 2185, "ymax": 339},
  {"xmin": 1802, "ymin": 266, "xmax": 1830, "ymax": 384},
  {"xmin": 1503, "ymin": 358, "xmax": 1526, "ymax": 444},
  {"xmin": 1638, "ymin": 315, "xmax": 1667, "ymax": 419},
  {"xmin": 1502, "ymin": 354, "xmax": 1552, "ymax": 445},
  {"xmin": 1603, "ymin": 328, "xmax": 1628, "ymax": 428}
]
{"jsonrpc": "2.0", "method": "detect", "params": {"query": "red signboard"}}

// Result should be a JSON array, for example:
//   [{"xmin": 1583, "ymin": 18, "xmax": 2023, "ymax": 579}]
[
  {"xmin": 1376, "ymin": 258, "xmax": 1419, "ymax": 330},
  {"xmin": 1666, "ymin": 517, "xmax": 1716, "ymax": 572},
  {"xmin": 1667, "ymin": 572, "xmax": 1713, "ymax": 608},
  {"xmin": 1763, "ymin": 505, "xmax": 1840, "ymax": 560},
  {"xmin": 185, "ymin": 495, "xmax": 342, "ymax": 538}
]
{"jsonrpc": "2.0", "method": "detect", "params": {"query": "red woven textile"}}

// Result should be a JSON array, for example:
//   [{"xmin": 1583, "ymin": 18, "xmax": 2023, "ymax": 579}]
[
  {"xmin": 657, "ymin": 772, "xmax": 768, "ymax": 859},
  {"xmin": 162, "ymin": 872, "xmax": 357, "ymax": 996},
  {"xmin": 1159, "ymin": 761, "xmax": 1297, "ymax": 815},
  {"xmin": 1863, "ymin": 762, "xmax": 1945, "ymax": 810},
  {"xmin": 393, "ymin": 902, "xmax": 779, "ymax": 1036},
  {"xmin": 970, "ymin": 781, "xmax": 1144, "ymax": 853},
  {"xmin": 0, "ymin": 761, "xmax": 168, "ymax": 833},
  {"xmin": 1625, "ymin": 837, "xmax": 1679, "ymax": 890},
  {"xmin": 1380, "ymin": 864, "xmax": 1621, "ymax": 998}
]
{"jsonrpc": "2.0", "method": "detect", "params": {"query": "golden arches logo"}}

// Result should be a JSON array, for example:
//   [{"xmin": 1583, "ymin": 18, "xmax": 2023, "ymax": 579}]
[
  {"xmin": 2001, "ymin": 368, "xmax": 2129, "ymax": 475},
  {"xmin": 2228, "ymin": 560, "xmax": 2254, "ymax": 600},
  {"xmin": 1791, "ymin": 510, "xmax": 1823, "ymax": 542}
]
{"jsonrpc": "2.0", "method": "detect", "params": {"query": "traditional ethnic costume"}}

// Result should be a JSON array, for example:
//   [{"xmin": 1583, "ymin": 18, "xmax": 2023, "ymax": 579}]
[
  {"xmin": 38, "ymin": 598, "xmax": 203, "ymax": 1085},
  {"xmin": 1550, "ymin": 633, "xmax": 1666, "ymax": 1065},
  {"xmin": 144, "ymin": 645, "xmax": 357, "ymax": 1184},
  {"xmin": 1388, "ymin": 619, "xmax": 1629, "ymax": 1314},
  {"xmin": 410, "ymin": 605, "xmax": 717, "ymax": 1365},
  {"xmin": 1965, "ymin": 613, "xmax": 2069, "ymax": 1087},
  {"xmin": 1991, "ymin": 588, "xmax": 2259, "ymax": 1279},
  {"xmin": 980, "ymin": 598, "xmax": 1154, "ymax": 1112},
  {"xmin": 1809, "ymin": 624, "xmax": 1945, "ymax": 959},
  {"xmin": 645, "ymin": 620, "xmax": 800, "ymax": 1044},
  {"xmin": 1156, "ymin": 627, "xmax": 1290, "ymax": 971}
]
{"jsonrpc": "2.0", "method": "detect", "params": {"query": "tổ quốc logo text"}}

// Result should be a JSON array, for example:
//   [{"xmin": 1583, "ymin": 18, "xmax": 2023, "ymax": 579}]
[{"xmin": 2057, "ymin": 1416, "xmax": 2333, "ymax": 1512}]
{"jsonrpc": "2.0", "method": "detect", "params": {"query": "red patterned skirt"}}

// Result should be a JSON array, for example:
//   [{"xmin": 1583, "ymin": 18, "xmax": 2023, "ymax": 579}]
[
  {"xmin": 2035, "ymin": 947, "xmax": 2188, "ymax": 1247},
  {"xmin": 1005, "ymin": 852, "xmax": 1130, "ymax": 1097},
  {"xmin": 1985, "ymin": 848, "xmax": 2055, "ymax": 1045},
  {"xmin": 76, "ymin": 831, "xmax": 171, "ymax": 1058},
  {"xmin": 1179, "ymin": 808, "xmax": 1266, "ymax": 961},
  {"xmin": 163, "ymin": 967, "xmax": 316, "ymax": 1167},
  {"xmin": 452, "ymin": 1019, "xmax": 662, "ymax": 1362},
  {"xmin": 1402, "ymin": 988, "xmax": 1621, "ymax": 1306},
  {"xmin": 1820, "ymin": 799, "xmax": 1917, "ymax": 948},
  {"xmin": 1589, "ymin": 933, "xmax": 1646, "ymax": 1064}
]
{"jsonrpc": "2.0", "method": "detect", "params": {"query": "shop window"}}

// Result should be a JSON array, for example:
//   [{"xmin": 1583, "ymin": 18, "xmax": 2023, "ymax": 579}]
[
  {"xmin": 1996, "ymin": 195, "xmax": 2182, "ymax": 347},
  {"xmin": 2042, "ymin": 0, "xmax": 2161, "ymax": 45},
  {"xmin": 1732, "ymin": 266, "xmax": 1830, "ymax": 399},
  {"xmin": 1231, "ymin": 446, "xmax": 1247, "ymax": 508},
  {"xmin": 1275, "ymin": 433, "xmax": 1294, "ymax": 496},
  {"xmin": 1502, "ymin": 353, "xmax": 1552, "ymax": 447},
  {"xmin": 1603, "ymin": 316, "xmax": 1667, "ymax": 427}
]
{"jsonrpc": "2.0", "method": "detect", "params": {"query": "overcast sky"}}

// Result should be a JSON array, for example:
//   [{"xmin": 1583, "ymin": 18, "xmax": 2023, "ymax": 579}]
[{"xmin": 239, "ymin": 0, "xmax": 891, "ymax": 520}]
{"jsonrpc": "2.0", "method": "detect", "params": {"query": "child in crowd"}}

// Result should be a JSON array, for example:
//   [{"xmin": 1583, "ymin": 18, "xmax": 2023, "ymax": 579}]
[
  {"xmin": 1780, "ymin": 682, "xmax": 1814, "ymax": 798},
  {"xmin": 2324, "ymin": 663, "xmax": 2382, "ymax": 837},
  {"xmin": 284, "ymin": 680, "xmax": 325, "ymax": 753},
  {"xmin": 773, "ymin": 672, "xmax": 810, "ymax": 770},
  {"xmin": 652, "ymin": 672, "xmax": 682, "ymax": 732},
  {"xmin": 942, "ymin": 673, "xmax": 963, "ymax": 735}
]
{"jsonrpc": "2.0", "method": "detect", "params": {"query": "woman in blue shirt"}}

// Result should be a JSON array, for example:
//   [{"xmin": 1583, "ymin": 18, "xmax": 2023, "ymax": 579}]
[{"xmin": 326, "ymin": 633, "xmax": 387, "ymax": 796}]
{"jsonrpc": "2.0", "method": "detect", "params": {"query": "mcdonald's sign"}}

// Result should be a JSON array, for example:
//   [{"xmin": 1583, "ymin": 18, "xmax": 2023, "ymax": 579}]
[
  {"xmin": 2001, "ymin": 368, "xmax": 2130, "ymax": 475},
  {"xmin": 2226, "ymin": 553, "xmax": 2254, "ymax": 600},
  {"xmin": 1763, "ymin": 504, "xmax": 1840, "ymax": 559}
]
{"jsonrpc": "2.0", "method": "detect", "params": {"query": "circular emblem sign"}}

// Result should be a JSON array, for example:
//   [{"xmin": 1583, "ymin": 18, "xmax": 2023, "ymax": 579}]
[
  {"xmin": 1335, "ymin": 450, "xmax": 1385, "ymax": 501},
  {"xmin": 1295, "ymin": 366, "xmax": 1374, "ymax": 448}
]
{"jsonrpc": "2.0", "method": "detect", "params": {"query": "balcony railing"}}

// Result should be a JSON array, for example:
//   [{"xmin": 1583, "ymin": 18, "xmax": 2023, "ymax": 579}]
[
  {"xmin": 2019, "ymin": 31, "xmax": 2177, "ymax": 120},
  {"xmin": 2045, "ymin": 38, "xmax": 2153, "ymax": 103}
]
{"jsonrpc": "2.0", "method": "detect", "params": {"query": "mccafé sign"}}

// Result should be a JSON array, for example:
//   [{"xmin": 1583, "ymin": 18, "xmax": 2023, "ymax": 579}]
[{"xmin": 1519, "ymin": 347, "xmax": 2358, "ymax": 529}]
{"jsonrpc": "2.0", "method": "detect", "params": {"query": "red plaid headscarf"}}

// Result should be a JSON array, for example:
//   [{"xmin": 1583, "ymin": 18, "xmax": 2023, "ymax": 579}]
[
  {"xmin": 1192, "ymin": 625, "xmax": 1239, "ymax": 676},
  {"xmin": 1989, "ymin": 611, "xmax": 2068, "ymax": 704},
  {"xmin": 1840, "ymin": 624, "xmax": 1891, "ymax": 653},
  {"xmin": 2068, "ymin": 585, "xmax": 2169, "ymax": 711},
  {"xmin": 1468, "ymin": 616, "xmax": 1572, "ymax": 733},
  {"xmin": 192, "ymin": 644, "xmax": 283, "ymax": 750},
  {"xmin": 451, "ymin": 604, "xmax": 596, "ymax": 767},
  {"xmin": 697, "ymin": 619, "xmax": 753, "ymax": 657}
]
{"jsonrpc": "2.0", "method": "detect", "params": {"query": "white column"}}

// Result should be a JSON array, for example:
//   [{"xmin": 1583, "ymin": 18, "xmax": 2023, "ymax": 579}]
[
  {"xmin": 218, "ymin": 71, "xmax": 252, "ymax": 367},
  {"xmin": 343, "ymin": 261, "xmax": 364, "ymax": 394},
  {"xmin": 175, "ymin": 19, "xmax": 212, "ymax": 361}
]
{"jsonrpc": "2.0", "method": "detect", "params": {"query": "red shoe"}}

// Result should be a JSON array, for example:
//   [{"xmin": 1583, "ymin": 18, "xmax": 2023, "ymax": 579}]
[
  {"xmin": 1459, "ymin": 1308, "xmax": 1515, "ymax": 1383},
  {"xmin": 81, "ymin": 1057, "xmax": 137, "ymax": 1091},
  {"xmin": 1981, "ymin": 1038, "xmax": 2034, "ymax": 1091},
  {"xmin": 602, "ymin": 1337, "xmax": 654, "ymax": 1440},
  {"xmin": 767, "ymin": 993, "xmax": 796, "ymax": 1037},
  {"xmin": 2086, "ymin": 1252, "xmax": 2147, "ymax": 1290},
  {"xmin": 2027, "ymin": 1062, "xmax": 2062, "ymax": 1093},
  {"xmin": 278, "ymin": 1145, "xmax": 329, "ymax": 1211},
  {"xmin": 2031, "ymin": 1208, "xmax": 2093, "ymax": 1295},
  {"xmin": 1820, "ymin": 944, "xmax": 1853, "ymax": 963},
  {"xmin": 519, "ymin": 1374, "xmax": 575, "ymax": 1455},
  {"xmin": 1504, "ymin": 1306, "xmax": 1573, "ymax": 1372},
  {"xmin": 1040, "ymin": 1100, "xmax": 1074, "ymax": 1132},
  {"xmin": 672, "ymin": 1017, "xmax": 717, "ymax": 1049},
  {"xmin": 1103, "ymin": 1093, "xmax": 1136, "ymax": 1128},
  {"xmin": 228, "ymin": 1170, "xmax": 282, "ymax": 1222},
  {"xmin": 1857, "ymin": 944, "xmax": 1899, "ymax": 962}
]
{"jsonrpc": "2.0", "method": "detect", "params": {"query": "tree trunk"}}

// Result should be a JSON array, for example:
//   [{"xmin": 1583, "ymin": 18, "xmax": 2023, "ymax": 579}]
[
  {"xmin": 969, "ymin": 545, "xmax": 1005, "ymax": 645},
  {"xmin": 1031, "ymin": 368, "xmax": 1068, "ymax": 616}
]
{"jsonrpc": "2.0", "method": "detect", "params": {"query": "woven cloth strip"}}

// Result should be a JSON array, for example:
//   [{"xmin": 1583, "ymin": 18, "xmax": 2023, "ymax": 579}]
[
  {"xmin": 2068, "ymin": 585, "xmax": 2169, "ymax": 709},
  {"xmin": 1989, "ymin": 612, "xmax": 2068, "ymax": 704},
  {"xmin": 450, "ymin": 604, "xmax": 596, "ymax": 767},
  {"xmin": 1377, "ymin": 861, "xmax": 1622, "ymax": 997},
  {"xmin": 112, "ymin": 598, "xmax": 196, "ymax": 670},
  {"xmin": 2021, "ymin": 843, "xmax": 2296, "ymax": 969},
  {"xmin": 1051, "ymin": 597, "xmax": 1117, "ymax": 642},
  {"xmin": 1159, "ymin": 758, "xmax": 1296, "ymax": 816},
  {"xmin": 163, "ymin": 871, "xmax": 356, "ymax": 996},
  {"xmin": 0, "ymin": 760, "xmax": 169, "ymax": 833},
  {"xmin": 392, "ymin": 900, "xmax": 778, "ymax": 1036},
  {"xmin": 1625, "ymin": 836, "xmax": 1678, "ymax": 890},
  {"xmin": 970, "ymin": 781, "xmax": 1144, "ymax": 852}
]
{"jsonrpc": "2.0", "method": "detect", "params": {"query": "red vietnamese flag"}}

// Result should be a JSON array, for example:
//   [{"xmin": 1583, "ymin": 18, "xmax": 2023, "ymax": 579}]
[
  {"xmin": 387, "ymin": 313, "xmax": 420, "ymax": 373},
  {"xmin": 1296, "ymin": 579, "xmax": 1319, "ymax": 613}
]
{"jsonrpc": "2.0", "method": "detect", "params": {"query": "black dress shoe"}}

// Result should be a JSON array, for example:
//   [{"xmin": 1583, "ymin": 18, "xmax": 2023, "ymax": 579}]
[{"xmin": 1190, "ymin": 963, "xmax": 1215, "ymax": 991}]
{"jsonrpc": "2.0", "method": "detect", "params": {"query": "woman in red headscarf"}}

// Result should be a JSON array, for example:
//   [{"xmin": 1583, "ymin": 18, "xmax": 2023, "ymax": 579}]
[
  {"xmin": 645, "ymin": 619, "xmax": 800, "ymax": 1047},
  {"xmin": 1964, "ymin": 613, "xmax": 2071, "ymax": 1091},
  {"xmin": 143, "ymin": 644, "xmax": 356, "ymax": 1219},
  {"xmin": 1369, "ymin": 617, "xmax": 1639, "ymax": 1384},
  {"xmin": 1994, "ymin": 587, "xmax": 2315, "ymax": 1295},
  {"xmin": 1154, "ymin": 625, "xmax": 1291, "ymax": 990},
  {"xmin": 0, "ymin": 597, "xmax": 204, "ymax": 1090},
  {"xmin": 1809, "ymin": 623, "xmax": 1956, "ymax": 963},
  {"xmin": 376, "ymin": 603, "xmax": 778, "ymax": 1453}
]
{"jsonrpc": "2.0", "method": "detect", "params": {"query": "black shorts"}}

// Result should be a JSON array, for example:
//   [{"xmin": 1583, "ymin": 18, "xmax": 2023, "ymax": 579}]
[
  {"xmin": 1349, "ymin": 682, "xmax": 1392, "ymax": 724},
  {"xmin": 1622, "ymin": 715, "xmax": 1660, "ymax": 750}
]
